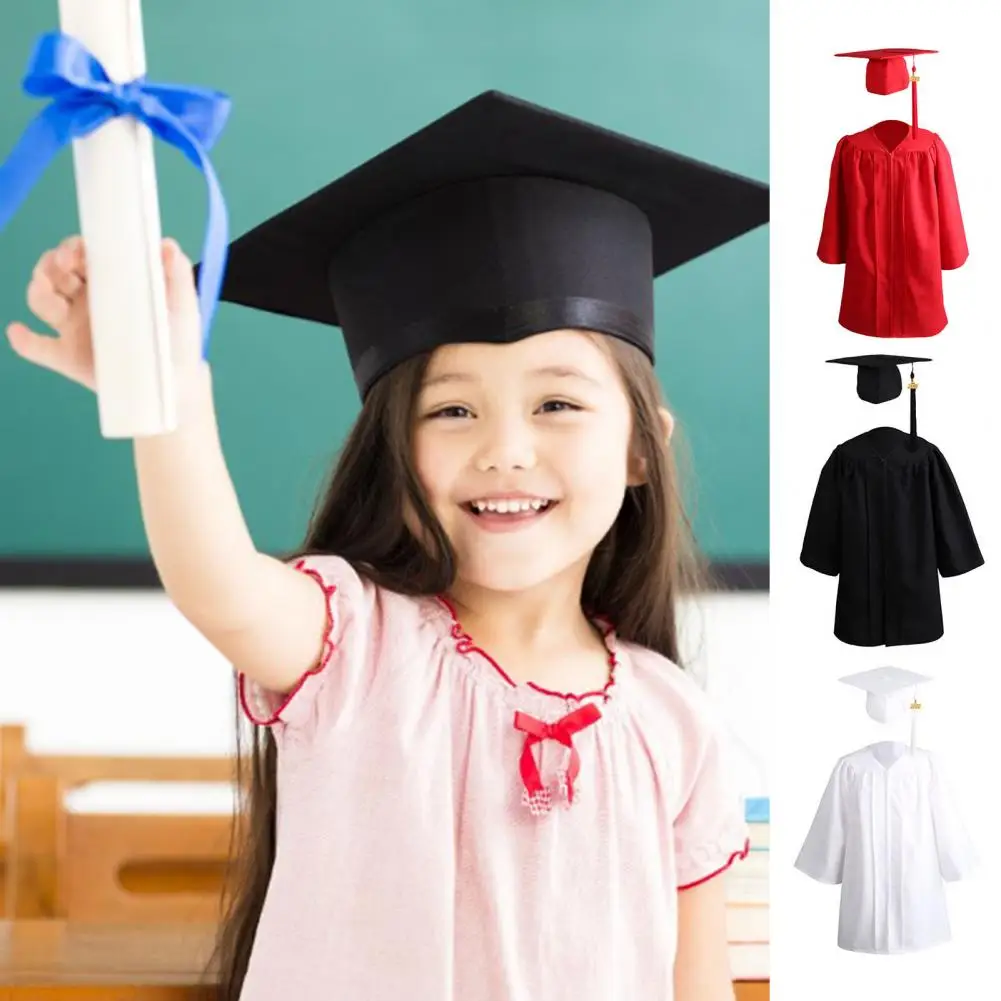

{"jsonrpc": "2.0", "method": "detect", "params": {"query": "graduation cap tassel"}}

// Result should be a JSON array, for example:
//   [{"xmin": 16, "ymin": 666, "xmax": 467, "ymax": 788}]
[
  {"xmin": 909, "ymin": 689, "xmax": 922, "ymax": 752},
  {"xmin": 910, "ymin": 56, "xmax": 919, "ymax": 138},
  {"xmin": 908, "ymin": 364, "xmax": 918, "ymax": 444}
]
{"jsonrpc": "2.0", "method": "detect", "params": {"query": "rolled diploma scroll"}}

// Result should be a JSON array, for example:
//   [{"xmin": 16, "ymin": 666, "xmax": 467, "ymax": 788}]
[{"xmin": 58, "ymin": 0, "xmax": 176, "ymax": 438}]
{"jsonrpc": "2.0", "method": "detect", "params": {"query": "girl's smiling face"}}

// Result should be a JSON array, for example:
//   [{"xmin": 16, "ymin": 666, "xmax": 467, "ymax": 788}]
[{"xmin": 412, "ymin": 329, "xmax": 649, "ymax": 592}]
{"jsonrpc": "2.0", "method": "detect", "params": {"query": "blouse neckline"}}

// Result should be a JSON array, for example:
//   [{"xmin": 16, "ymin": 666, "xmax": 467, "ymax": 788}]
[{"xmin": 427, "ymin": 592, "xmax": 623, "ymax": 717}]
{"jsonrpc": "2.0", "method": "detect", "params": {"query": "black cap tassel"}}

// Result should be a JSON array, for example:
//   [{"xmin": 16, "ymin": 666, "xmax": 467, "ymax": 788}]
[{"xmin": 908, "ymin": 364, "xmax": 918, "ymax": 448}]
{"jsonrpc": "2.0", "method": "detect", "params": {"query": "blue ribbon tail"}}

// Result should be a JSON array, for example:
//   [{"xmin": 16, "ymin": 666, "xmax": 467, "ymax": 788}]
[
  {"xmin": 192, "ymin": 152, "xmax": 227, "ymax": 359},
  {"xmin": 151, "ymin": 114, "xmax": 228, "ymax": 360},
  {"xmin": 0, "ymin": 104, "xmax": 75, "ymax": 232}
]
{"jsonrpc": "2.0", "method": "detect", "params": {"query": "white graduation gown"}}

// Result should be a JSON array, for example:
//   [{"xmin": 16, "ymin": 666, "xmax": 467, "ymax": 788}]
[{"xmin": 795, "ymin": 741, "xmax": 976, "ymax": 954}]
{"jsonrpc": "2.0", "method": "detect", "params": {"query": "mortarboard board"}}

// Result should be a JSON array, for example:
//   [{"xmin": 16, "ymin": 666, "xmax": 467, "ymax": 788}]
[
  {"xmin": 827, "ymin": 354, "xmax": 931, "ymax": 445},
  {"xmin": 209, "ymin": 90, "xmax": 769, "ymax": 397},
  {"xmin": 840, "ymin": 665, "xmax": 932, "ymax": 725},
  {"xmin": 835, "ymin": 48, "xmax": 938, "ymax": 137}
]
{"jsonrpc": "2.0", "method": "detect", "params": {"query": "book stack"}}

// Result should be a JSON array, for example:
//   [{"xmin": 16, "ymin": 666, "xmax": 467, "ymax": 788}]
[{"xmin": 727, "ymin": 797, "xmax": 769, "ymax": 981}]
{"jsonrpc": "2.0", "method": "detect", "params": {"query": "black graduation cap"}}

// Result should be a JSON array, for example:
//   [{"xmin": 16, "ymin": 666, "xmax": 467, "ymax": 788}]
[
  {"xmin": 210, "ymin": 90, "xmax": 770, "ymax": 397},
  {"xmin": 827, "ymin": 354, "xmax": 931, "ymax": 443},
  {"xmin": 827, "ymin": 354, "xmax": 931, "ymax": 403}
]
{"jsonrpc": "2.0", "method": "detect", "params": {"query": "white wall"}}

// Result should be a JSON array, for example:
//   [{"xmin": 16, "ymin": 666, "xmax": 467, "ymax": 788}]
[{"xmin": 0, "ymin": 588, "xmax": 770, "ymax": 799}]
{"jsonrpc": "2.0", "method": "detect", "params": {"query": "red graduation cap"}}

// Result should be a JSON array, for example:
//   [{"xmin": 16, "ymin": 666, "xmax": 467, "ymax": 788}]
[{"xmin": 835, "ymin": 48, "xmax": 938, "ymax": 137}]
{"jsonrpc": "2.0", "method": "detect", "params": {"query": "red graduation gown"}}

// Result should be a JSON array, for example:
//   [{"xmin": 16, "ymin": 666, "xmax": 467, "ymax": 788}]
[{"xmin": 818, "ymin": 120, "xmax": 968, "ymax": 338}]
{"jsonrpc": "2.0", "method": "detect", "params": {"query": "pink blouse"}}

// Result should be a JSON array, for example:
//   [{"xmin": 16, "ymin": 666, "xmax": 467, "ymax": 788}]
[{"xmin": 235, "ymin": 554, "xmax": 748, "ymax": 1001}]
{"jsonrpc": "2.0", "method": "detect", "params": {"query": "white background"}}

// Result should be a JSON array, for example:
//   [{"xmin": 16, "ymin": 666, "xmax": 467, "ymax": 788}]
[{"xmin": 771, "ymin": 2, "xmax": 1001, "ymax": 998}]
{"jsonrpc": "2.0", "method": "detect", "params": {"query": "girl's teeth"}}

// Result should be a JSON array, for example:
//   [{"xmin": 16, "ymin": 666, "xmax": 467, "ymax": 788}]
[{"xmin": 471, "ymin": 499, "xmax": 550, "ymax": 514}]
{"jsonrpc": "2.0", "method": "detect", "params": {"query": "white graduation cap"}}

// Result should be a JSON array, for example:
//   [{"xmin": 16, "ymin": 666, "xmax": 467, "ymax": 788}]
[{"xmin": 839, "ymin": 665, "xmax": 932, "ymax": 749}]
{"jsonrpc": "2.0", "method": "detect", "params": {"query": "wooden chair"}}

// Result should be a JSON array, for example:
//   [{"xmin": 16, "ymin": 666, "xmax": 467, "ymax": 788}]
[
  {"xmin": 1, "ymin": 724, "xmax": 241, "ymax": 922},
  {"xmin": 0, "ymin": 724, "xmax": 31, "ymax": 916}
]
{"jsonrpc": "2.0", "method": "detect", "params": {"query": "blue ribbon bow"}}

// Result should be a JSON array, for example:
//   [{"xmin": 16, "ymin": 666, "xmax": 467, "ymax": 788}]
[{"xmin": 0, "ymin": 30, "xmax": 231, "ymax": 358}]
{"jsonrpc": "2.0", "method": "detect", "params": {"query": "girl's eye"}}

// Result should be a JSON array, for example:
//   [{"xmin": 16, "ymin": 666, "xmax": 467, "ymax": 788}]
[
  {"xmin": 427, "ymin": 405, "xmax": 472, "ymax": 419},
  {"xmin": 538, "ymin": 400, "xmax": 582, "ymax": 414}
]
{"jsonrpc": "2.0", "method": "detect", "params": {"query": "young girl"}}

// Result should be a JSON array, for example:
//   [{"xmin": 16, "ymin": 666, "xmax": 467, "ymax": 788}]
[{"xmin": 7, "ymin": 93, "xmax": 767, "ymax": 1001}]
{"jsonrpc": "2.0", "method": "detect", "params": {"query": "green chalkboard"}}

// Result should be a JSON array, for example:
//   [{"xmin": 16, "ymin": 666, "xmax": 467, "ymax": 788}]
[{"xmin": 0, "ymin": 0, "xmax": 768, "ymax": 573}]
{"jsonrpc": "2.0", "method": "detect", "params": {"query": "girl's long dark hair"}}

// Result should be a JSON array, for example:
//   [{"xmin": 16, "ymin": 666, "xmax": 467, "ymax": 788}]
[{"xmin": 209, "ymin": 336, "xmax": 706, "ymax": 998}]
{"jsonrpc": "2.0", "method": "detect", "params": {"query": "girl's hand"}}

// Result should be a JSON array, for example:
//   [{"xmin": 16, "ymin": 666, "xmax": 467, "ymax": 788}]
[{"xmin": 6, "ymin": 235, "xmax": 204, "ymax": 393}]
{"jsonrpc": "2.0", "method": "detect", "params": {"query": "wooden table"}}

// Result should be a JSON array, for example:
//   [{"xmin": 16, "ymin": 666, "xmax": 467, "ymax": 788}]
[
  {"xmin": 0, "ymin": 921, "xmax": 768, "ymax": 1000},
  {"xmin": 0, "ymin": 921, "xmax": 218, "ymax": 999},
  {"xmin": 735, "ymin": 984, "xmax": 769, "ymax": 1001}
]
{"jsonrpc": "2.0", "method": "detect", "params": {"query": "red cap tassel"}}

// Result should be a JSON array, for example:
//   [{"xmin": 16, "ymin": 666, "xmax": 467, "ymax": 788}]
[{"xmin": 910, "ymin": 57, "xmax": 918, "ymax": 138}]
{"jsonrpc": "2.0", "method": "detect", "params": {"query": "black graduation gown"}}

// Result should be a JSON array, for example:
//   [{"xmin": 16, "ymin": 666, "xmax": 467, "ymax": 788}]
[{"xmin": 801, "ymin": 426, "xmax": 983, "ymax": 646}]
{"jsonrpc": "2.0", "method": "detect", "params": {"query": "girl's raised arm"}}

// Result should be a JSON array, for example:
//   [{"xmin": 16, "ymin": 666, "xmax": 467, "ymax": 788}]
[
  {"xmin": 8, "ymin": 235, "xmax": 328, "ymax": 695},
  {"xmin": 134, "ymin": 360, "xmax": 329, "ymax": 696}
]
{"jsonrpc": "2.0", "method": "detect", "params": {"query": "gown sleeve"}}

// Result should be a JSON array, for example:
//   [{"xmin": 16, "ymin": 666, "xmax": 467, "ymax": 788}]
[
  {"xmin": 817, "ymin": 137, "xmax": 848, "ymax": 265},
  {"xmin": 800, "ymin": 450, "xmax": 841, "ymax": 576},
  {"xmin": 794, "ymin": 759, "xmax": 847, "ymax": 884},
  {"xmin": 928, "ymin": 751, "xmax": 977, "ymax": 881},
  {"xmin": 933, "ymin": 135, "xmax": 969, "ymax": 270},
  {"xmin": 929, "ymin": 446, "xmax": 984, "ymax": 577},
  {"xmin": 236, "ymin": 554, "xmax": 386, "ymax": 735}
]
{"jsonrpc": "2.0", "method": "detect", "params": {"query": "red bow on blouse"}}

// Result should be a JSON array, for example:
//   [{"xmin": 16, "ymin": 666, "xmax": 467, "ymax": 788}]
[{"xmin": 513, "ymin": 703, "xmax": 602, "ymax": 811}]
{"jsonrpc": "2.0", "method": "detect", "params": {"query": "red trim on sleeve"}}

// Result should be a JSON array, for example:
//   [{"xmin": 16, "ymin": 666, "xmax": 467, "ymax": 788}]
[
  {"xmin": 237, "ymin": 558, "xmax": 338, "ymax": 727},
  {"xmin": 677, "ymin": 837, "xmax": 751, "ymax": 892}
]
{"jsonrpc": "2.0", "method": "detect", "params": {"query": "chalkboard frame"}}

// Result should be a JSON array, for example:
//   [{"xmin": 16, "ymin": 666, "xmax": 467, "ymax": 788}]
[{"xmin": 0, "ymin": 557, "xmax": 767, "ymax": 591}]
